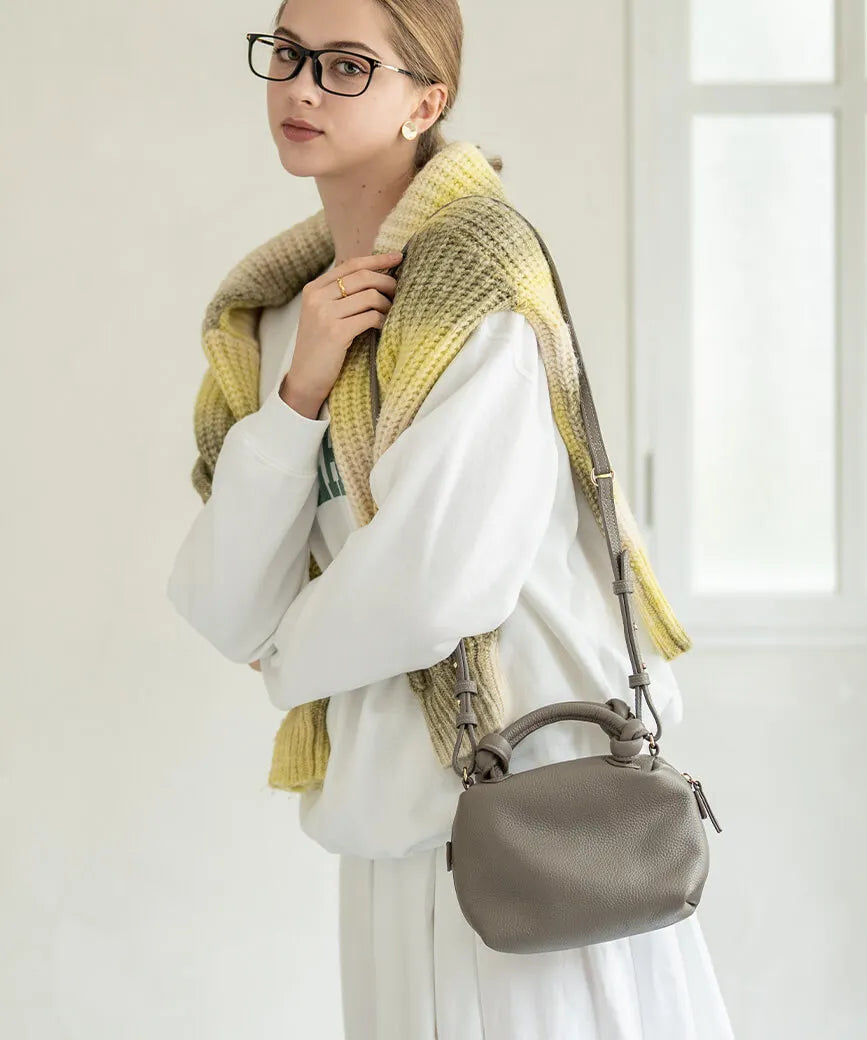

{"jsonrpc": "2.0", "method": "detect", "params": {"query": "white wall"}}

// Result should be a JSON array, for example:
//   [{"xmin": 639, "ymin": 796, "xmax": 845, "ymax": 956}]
[{"xmin": 2, "ymin": 0, "xmax": 855, "ymax": 1037}]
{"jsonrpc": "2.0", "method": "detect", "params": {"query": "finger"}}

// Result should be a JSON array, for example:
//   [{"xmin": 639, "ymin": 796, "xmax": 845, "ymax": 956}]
[
  {"xmin": 334, "ymin": 287, "xmax": 393, "ymax": 316},
  {"xmin": 333, "ymin": 272, "xmax": 397, "ymax": 296},
  {"xmin": 338, "ymin": 251, "xmax": 403, "ymax": 271}
]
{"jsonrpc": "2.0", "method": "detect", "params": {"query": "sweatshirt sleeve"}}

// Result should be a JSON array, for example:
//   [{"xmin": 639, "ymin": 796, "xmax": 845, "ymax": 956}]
[
  {"xmin": 165, "ymin": 379, "xmax": 330, "ymax": 663},
  {"xmin": 258, "ymin": 310, "xmax": 559, "ymax": 711}
]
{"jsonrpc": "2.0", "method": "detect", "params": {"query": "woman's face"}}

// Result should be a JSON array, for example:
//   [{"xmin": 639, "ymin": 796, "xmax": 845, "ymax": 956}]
[{"xmin": 265, "ymin": 0, "xmax": 438, "ymax": 176}]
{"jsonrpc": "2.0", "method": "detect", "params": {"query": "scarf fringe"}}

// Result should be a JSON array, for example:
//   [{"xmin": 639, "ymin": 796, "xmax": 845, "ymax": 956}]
[{"xmin": 267, "ymin": 699, "xmax": 331, "ymax": 794}]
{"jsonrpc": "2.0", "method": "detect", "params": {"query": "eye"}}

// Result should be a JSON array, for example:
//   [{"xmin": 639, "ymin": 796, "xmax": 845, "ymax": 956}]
[{"xmin": 275, "ymin": 43, "xmax": 300, "ymax": 61}]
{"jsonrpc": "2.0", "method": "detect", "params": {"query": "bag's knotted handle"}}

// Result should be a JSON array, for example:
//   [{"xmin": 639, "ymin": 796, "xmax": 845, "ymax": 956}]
[
  {"xmin": 368, "ymin": 195, "xmax": 664, "ymax": 781},
  {"xmin": 470, "ymin": 696, "xmax": 651, "ymax": 783}
]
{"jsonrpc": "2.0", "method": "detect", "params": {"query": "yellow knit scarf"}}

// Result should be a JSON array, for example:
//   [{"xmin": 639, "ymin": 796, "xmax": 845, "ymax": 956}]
[{"xmin": 191, "ymin": 139, "xmax": 692, "ymax": 795}]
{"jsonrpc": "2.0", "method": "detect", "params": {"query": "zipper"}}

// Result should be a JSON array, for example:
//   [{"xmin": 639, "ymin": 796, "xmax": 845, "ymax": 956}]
[{"xmin": 681, "ymin": 772, "xmax": 723, "ymax": 833}]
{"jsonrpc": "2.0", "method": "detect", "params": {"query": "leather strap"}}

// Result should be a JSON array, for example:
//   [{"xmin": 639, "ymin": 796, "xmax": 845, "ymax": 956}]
[{"xmin": 368, "ymin": 196, "xmax": 664, "ymax": 778}]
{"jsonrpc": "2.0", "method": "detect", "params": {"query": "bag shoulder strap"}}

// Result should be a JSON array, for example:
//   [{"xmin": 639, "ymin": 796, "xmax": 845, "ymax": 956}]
[{"xmin": 367, "ymin": 195, "xmax": 665, "ymax": 776}]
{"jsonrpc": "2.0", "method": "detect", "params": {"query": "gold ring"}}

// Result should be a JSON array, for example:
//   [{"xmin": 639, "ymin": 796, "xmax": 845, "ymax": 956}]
[{"xmin": 337, "ymin": 276, "xmax": 348, "ymax": 298}]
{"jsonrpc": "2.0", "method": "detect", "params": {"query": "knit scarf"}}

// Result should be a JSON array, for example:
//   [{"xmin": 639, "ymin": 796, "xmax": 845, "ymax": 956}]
[{"xmin": 191, "ymin": 139, "xmax": 692, "ymax": 795}]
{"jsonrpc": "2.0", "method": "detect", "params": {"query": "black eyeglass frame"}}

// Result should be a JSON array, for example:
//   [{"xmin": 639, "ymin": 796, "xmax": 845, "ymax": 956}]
[{"xmin": 246, "ymin": 33, "xmax": 426, "ymax": 96}]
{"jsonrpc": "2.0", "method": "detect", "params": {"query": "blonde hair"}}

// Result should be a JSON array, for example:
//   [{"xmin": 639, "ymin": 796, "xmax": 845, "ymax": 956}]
[{"xmin": 271, "ymin": 0, "xmax": 503, "ymax": 172}]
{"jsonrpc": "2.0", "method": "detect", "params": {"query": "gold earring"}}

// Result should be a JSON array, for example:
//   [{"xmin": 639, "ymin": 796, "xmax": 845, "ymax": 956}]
[{"xmin": 401, "ymin": 119, "xmax": 418, "ymax": 141}]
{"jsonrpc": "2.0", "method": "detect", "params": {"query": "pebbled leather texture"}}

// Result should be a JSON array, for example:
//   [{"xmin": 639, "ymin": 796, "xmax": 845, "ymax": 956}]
[{"xmin": 448, "ymin": 742, "xmax": 709, "ymax": 954}]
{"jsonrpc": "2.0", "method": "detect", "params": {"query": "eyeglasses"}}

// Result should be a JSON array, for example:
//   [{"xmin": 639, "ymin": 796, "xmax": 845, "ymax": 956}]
[{"xmin": 246, "ymin": 33, "xmax": 425, "ymax": 97}]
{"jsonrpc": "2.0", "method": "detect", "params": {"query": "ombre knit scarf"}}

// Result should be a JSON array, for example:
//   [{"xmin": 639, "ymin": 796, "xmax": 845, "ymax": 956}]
[{"xmin": 191, "ymin": 139, "xmax": 692, "ymax": 795}]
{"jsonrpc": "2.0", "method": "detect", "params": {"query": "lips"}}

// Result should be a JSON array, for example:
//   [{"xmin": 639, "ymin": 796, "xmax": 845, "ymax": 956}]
[{"xmin": 282, "ymin": 119, "xmax": 321, "ymax": 132}]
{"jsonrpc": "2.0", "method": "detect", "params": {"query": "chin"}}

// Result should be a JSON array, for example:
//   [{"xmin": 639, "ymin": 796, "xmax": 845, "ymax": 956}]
[
  {"xmin": 279, "ymin": 157, "xmax": 321, "ymax": 178},
  {"xmin": 273, "ymin": 137, "xmax": 325, "ymax": 171}
]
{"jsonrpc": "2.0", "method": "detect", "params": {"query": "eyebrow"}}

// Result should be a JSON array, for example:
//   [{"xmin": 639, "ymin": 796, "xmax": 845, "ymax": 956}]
[{"xmin": 273, "ymin": 26, "xmax": 382, "ymax": 60}]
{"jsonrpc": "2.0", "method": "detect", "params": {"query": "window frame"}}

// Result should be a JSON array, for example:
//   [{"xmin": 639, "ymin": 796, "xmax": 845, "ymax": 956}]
[{"xmin": 628, "ymin": 0, "xmax": 867, "ymax": 647}]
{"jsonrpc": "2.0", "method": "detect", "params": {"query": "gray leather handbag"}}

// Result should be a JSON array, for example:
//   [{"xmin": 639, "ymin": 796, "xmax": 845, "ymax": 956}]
[{"xmin": 369, "ymin": 196, "xmax": 723, "ymax": 956}]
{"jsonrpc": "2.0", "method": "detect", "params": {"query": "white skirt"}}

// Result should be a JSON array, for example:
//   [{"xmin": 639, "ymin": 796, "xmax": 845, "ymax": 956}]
[{"xmin": 338, "ymin": 842, "xmax": 735, "ymax": 1040}]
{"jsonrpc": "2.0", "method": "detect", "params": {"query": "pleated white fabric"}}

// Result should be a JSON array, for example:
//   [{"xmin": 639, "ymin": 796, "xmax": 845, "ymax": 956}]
[{"xmin": 338, "ymin": 843, "xmax": 736, "ymax": 1040}]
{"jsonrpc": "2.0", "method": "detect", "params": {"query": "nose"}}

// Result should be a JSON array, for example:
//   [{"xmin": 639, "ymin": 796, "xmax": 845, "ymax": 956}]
[{"xmin": 288, "ymin": 51, "xmax": 320, "ymax": 91}]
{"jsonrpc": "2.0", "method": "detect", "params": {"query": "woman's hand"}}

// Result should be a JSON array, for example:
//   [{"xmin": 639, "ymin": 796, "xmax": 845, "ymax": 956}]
[
  {"xmin": 280, "ymin": 251, "xmax": 403, "ymax": 411},
  {"xmin": 246, "ymin": 253, "xmax": 402, "ymax": 671}
]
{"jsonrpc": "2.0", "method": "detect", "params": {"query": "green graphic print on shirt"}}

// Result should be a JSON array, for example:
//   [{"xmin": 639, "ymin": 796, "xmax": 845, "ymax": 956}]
[{"xmin": 317, "ymin": 424, "xmax": 346, "ymax": 506}]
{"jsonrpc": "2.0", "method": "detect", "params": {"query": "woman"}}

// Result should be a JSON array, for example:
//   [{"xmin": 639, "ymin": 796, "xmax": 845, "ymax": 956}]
[{"xmin": 166, "ymin": 1, "xmax": 736, "ymax": 1036}]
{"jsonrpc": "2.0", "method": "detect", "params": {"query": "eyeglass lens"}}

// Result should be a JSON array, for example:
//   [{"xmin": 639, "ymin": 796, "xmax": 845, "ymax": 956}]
[{"xmin": 251, "ymin": 38, "xmax": 373, "ymax": 95}]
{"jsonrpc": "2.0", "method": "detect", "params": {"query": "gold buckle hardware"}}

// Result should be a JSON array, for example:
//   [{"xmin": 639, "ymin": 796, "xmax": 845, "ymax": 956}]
[{"xmin": 591, "ymin": 467, "xmax": 614, "ymax": 488}]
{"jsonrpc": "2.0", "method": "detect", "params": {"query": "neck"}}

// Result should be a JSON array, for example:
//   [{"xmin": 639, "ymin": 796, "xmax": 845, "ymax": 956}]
[{"xmin": 313, "ymin": 145, "xmax": 419, "ymax": 264}]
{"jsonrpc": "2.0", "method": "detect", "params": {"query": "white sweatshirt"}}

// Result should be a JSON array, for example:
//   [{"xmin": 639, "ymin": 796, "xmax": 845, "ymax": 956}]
[{"xmin": 167, "ymin": 260, "xmax": 685, "ymax": 860}]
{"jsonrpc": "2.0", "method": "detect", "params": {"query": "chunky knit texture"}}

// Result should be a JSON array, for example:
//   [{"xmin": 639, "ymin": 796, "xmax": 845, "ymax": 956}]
[{"xmin": 191, "ymin": 139, "xmax": 692, "ymax": 795}]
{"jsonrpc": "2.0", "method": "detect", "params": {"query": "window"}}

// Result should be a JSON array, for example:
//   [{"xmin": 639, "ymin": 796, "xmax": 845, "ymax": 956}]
[{"xmin": 630, "ymin": 0, "xmax": 866, "ymax": 644}]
